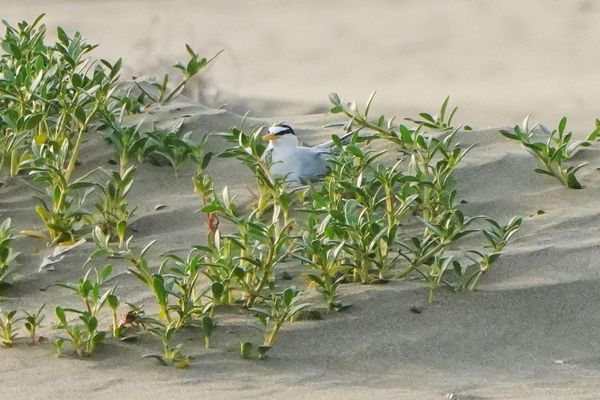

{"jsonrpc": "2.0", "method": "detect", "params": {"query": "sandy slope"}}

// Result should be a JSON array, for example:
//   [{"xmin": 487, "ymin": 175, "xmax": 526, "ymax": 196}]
[{"xmin": 1, "ymin": 98, "xmax": 600, "ymax": 399}]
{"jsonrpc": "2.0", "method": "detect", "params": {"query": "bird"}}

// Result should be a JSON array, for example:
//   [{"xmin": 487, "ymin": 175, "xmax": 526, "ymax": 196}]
[{"xmin": 261, "ymin": 123, "xmax": 353, "ymax": 185}]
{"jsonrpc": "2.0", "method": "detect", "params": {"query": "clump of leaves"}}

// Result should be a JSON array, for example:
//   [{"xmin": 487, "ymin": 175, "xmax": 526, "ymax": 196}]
[
  {"xmin": 135, "ymin": 45, "xmax": 221, "ymax": 105},
  {"xmin": 249, "ymin": 287, "xmax": 310, "ymax": 359},
  {"xmin": 22, "ymin": 303, "xmax": 46, "ymax": 344},
  {"xmin": 328, "ymin": 92, "xmax": 525, "ymax": 298},
  {"xmin": 405, "ymin": 96, "xmax": 472, "ymax": 131},
  {"xmin": 0, "ymin": 217, "xmax": 20, "ymax": 286},
  {"xmin": 53, "ymin": 265, "xmax": 115, "ymax": 356},
  {"xmin": 500, "ymin": 116, "xmax": 588, "ymax": 189},
  {"xmin": 161, "ymin": 250, "xmax": 207, "ymax": 328},
  {"xmin": 29, "ymin": 158, "xmax": 96, "ymax": 244},
  {"xmin": 145, "ymin": 122, "xmax": 198, "ymax": 176},
  {"xmin": 124, "ymin": 241, "xmax": 173, "ymax": 324},
  {"xmin": 0, "ymin": 15, "xmax": 123, "ymax": 242},
  {"xmin": 456, "ymin": 217, "xmax": 523, "ymax": 291},
  {"xmin": 295, "ymin": 216, "xmax": 349, "ymax": 311},
  {"xmin": 94, "ymin": 166, "xmax": 136, "ymax": 247},
  {"xmin": 143, "ymin": 321, "xmax": 191, "ymax": 368},
  {"xmin": 226, "ymin": 215, "xmax": 295, "ymax": 308},
  {"xmin": 53, "ymin": 306, "xmax": 105, "ymax": 357},
  {"xmin": 101, "ymin": 122, "xmax": 148, "ymax": 176},
  {"xmin": 0, "ymin": 309, "xmax": 21, "ymax": 347}
]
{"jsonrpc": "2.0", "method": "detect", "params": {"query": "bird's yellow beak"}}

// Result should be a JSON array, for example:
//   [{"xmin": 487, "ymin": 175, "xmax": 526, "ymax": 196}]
[{"xmin": 262, "ymin": 134, "xmax": 278, "ymax": 142}]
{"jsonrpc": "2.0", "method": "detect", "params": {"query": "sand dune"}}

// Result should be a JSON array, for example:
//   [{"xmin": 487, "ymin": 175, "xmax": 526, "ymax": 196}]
[
  {"xmin": 1, "ymin": 98, "xmax": 600, "ymax": 399},
  {"xmin": 2, "ymin": 1, "xmax": 600, "ymax": 399}
]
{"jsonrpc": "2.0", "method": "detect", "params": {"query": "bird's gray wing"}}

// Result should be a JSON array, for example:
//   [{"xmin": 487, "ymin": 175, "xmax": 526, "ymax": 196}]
[{"xmin": 297, "ymin": 149, "xmax": 331, "ymax": 183}]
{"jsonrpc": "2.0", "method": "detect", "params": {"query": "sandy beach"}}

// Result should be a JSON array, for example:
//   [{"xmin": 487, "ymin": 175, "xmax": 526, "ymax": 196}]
[{"xmin": 2, "ymin": 1, "xmax": 600, "ymax": 399}]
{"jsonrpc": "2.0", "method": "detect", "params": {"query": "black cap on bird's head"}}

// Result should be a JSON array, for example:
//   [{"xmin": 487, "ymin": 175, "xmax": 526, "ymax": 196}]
[{"xmin": 263, "ymin": 123, "xmax": 296, "ymax": 141}]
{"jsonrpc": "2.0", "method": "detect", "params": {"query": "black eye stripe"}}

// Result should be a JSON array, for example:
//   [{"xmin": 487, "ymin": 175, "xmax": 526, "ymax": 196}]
[
  {"xmin": 275, "ymin": 129, "xmax": 294, "ymax": 136},
  {"xmin": 271, "ymin": 124, "xmax": 296, "ymax": 136}
]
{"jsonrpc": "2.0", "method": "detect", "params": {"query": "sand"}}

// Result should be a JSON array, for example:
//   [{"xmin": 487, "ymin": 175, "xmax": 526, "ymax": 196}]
[{"xmin": 2, "ymin": 1, "xmax": 600, "ymax": 399}]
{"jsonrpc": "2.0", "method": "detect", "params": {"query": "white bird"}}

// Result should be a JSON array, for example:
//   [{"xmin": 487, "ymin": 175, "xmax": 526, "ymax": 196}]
[{"xmin": 261, "ymin": 123, "xmax": 352, "ymax": 185}]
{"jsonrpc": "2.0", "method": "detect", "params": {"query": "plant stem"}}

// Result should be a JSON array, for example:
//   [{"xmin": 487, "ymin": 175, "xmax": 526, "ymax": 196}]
[
  {"xmin": 397, "ymin": 241, "xmax": 447, "ymax": 279},
  {"xmin": 64, "ymin": 104, "xmax": 99, "ymax": 182}
]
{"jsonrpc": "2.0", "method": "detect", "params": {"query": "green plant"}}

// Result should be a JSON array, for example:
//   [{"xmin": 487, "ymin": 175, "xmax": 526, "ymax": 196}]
[
  {"xmin": 295, "ymin": 216, "xmax": 349, "ymax": 311},
  {"xmin": 53, "ymin": 265, "xmax": 115, "ymax": 356},
  {"xmin": 55, "ymin": 264, "xmax": 116, "ymax": 317},
  {"xmin": 143, "ymin": 321, "xmax": 191, "ymax": 368},
  {"xmin": 249, "ymin": 287, "xmax": 310, "ymax": 358},
  {"xmin": 29, "ymin": 158, "xmax": 96, "ymax": 244},
  {"xmin": 145, "ymin": 122, "xmax": 199, "ymax": 176},
  {"xmin": 0, "ymin": 217, "xmax": 20, "ymax": 285},
  {"xmin": 308, "ymin": 147, "xmax": 415, "ymax": 284},
  {"xmin": 418, "ymin": 255, "xmax": 454, "ymax": 303},
  {"xmin": 586, "ymin": 118, "xmax": 600, "ymax": 141},
  {"xmin": 398, "ymin": 210, "xmax": 480, "ymax": 279},
  {"xmin": 0, "ymin": 15, "xmax": 122, "ymax": 241},
  {"xmin": 457, "ymin": 217, "xmax": 523, "ymax": 291},
  {"xmin": 195, "ymin": 240, "xmax": 240, "ymax": 309},
  {"xmin": 106, "ymin": 294, "xmax": 120, "ymax": 338},
  {"xmin": 227, "ymin": 217, "xmax": 295, "ymax": 308},
  {"xmin": 101, "ymin": 122, "xmax": 148, "ymax": 176},
  {"xmin": 124, "ymin": 241, "xmax": 176, "ymax": 324},
  {"xmin": 22, "ymin": 303, "xmax": 46, "ymax": 344},
  {"xmin": 500, "ymin": 116, "xmax": 588, "ymax": 189},
  {"xmin": 53, "ymin": 306, "xmax": 105, "ymax": 357},
  {"xmin": 94, "ymin": 166, "xmax": 136, "ymax": 247},
  {"xmin": 0, "ymin": 309, "xmax": 20, "ymax": 347},
  {"xmin": 405, "ymin": 96, "xmax": 471, "ymax": 131},
  {"xmin": 135, "ymin": 45, "xmax": 221, "ymax": 104},
  {"xmin": 161, "ymin": 250, "xmax": 206, "ymax": 328}
]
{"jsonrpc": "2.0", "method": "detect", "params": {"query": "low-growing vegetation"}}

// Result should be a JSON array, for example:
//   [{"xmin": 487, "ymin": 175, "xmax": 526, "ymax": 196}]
[{"xmin": 500, "ymin": 116, "xmax": 588, "ymax": 189}]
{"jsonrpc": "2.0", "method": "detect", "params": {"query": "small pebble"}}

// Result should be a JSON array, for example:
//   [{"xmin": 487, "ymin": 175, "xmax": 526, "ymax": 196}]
[
  {"xmin": 280, "ymin": 271, "xmax": 292, "ymax": 280},
  {"xmin": 554, "ymin": 359, "xmax": 566, "ymax": 364},
  {"xmin": 409, "ymin": 305, "xmax": 423, "ymax": 314},
  {"xmin": 537, "ymin": 209, "xmax": 545, "ymax": 215}
]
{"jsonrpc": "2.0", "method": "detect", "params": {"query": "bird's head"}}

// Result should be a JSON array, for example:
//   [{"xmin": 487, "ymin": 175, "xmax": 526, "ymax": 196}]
[{"xmin": 262, "ymin": 123, "xmax": 298, "ymax": 147}]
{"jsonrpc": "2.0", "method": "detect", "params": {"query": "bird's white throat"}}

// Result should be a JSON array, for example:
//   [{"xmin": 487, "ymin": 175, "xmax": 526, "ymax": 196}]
[{"xmin": 269, "ymin": 134, "xmax": 298, "ymax": 149}]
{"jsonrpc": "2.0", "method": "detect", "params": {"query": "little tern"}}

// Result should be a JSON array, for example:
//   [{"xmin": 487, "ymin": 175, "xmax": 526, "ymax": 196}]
[{"xmin": 262, "ymin": 123, "xmax": 352, "ymax": 185}]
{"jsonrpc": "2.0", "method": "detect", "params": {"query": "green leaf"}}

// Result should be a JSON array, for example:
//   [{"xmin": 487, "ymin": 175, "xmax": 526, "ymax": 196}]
[
  {"xmin": 107, "ymin": 294, "xmax": 118, "ymax": 310},
  {"xmin": 55, "ymin": 307, "xmax": 67, "ymax": 325},
  {"xmin": 282, "ymin": 287, "xmax": 296, "ymax": 306},
  {"xmin": 330, "ymin": 105, "xmax": 344, "ymax": 114},
  {"xmin": 56, "ymin": 26, "xmax": 69, "ymax": 45},
  {"xmin": 74, "ymin": 106, "xmax": 86, "ymax": 124},
  {"xmin": 558, "ymin": 116, "xmax": 567, "ymax": 134},
  {"xmin": 211, "ymin": 282, "xmax": 224, "ymax": 300},
  {"xmin": 329, "ymin": 93, "xmax": 341, "ymax": 106},
  {"xmin": 240, "ymin": 342, "xmax": 253, "ymax": 359},
  {"xmin": 499, "ymin": 129, "xmax": 519, "ymax": 141},
  {"xmin": 533, "ymin": 168, "xmax": 555, "ymax": 177},
  {"xmin": 306, "ymin": 273, "xmax": 324, "ymax": 287},
  {"xmin": 566, "ymin": 172, "xmax": 583, "ymax": 189},
  {"xmin": 100, "ymin": 264, "xmax": 113, "ymax": 281},
  {"xmin": 202, "ymin": 316, "xmax": 214, "ymax": 337}
]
